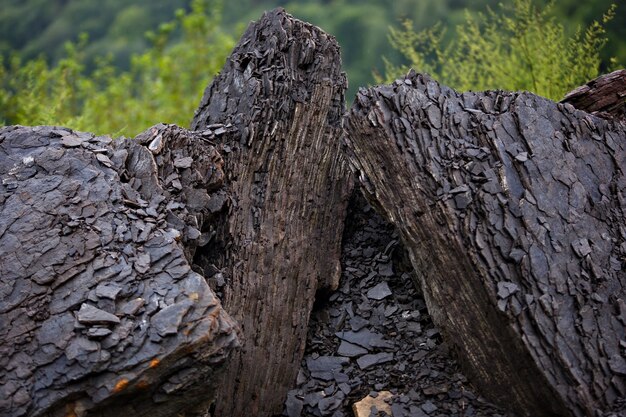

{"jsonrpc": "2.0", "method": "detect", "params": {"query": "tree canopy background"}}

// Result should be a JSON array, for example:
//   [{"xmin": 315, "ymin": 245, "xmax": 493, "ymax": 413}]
[{"xmin": 1, "ymin": 0, "xmax": 624, "ymax": 136}]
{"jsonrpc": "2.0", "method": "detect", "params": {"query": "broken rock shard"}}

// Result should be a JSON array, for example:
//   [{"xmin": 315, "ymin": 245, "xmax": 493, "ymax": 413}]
[
  {"xmin": 0, "ymin": 124, "xmax": 239, "ymax": 417},
  {"xmin": 191, "ymin": 8, "xmax": 352, "ymax": 417}
]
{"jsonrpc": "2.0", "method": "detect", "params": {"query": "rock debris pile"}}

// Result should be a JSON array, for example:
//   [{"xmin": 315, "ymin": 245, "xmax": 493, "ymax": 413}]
[
  {"xmin": 281, "ymin": 193, "xmax": 511, "ymax": 417},
  {"xmin": 1, "ymin": 8, "xmax": 625, "ymax": 417},
  {"xmin": 344, "ymin": 70, "xmax": 626, "ymax": 416},
  {"xmin": 0, "ymin": 124, "xmax": 239, "ymax": 417}
]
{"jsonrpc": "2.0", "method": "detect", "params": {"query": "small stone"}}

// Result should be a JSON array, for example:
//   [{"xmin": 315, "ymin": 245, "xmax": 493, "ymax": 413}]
[
  {"xmin": 384, "ymin": 305, "xmax": 398, "ymax": 317},
  {"xmin": 333, "ymin": 371, "xmax": 349, "ymax": 383},
  {"xmin": 515, "ymin": 152, "xmax": 528, "ymax": 162},
  {"xmin": 151, "ymin": 301, "xmax": 192, "ymax": 337},
  {"xmin": 408, "ymin": 405, "xmax": 428, "ymax": 417},
  {"xmin": 352, "ymin": 391, "xmax": 393, "ymax": 417},
  {"xmin": 319, "ymin": 392, "xmax": 344, "ymax": 415},
  {"xmin": 214, "ymin": 272, "xmax": 226, "ymax": 287},
  {"xmin": 571, "ymin": 238, "xmax": 592, "ymax": 258},
  {"xmin": 186, "ymin": 226, "xmax": 201, "ymax": 240},
  {"xmin": 608, "ymin": 354, "xmax": 626, "ymax": 375},
  {"xmin": 95, "ymin": 283, "xmax": 122, "ymax": 300},
  {"xmin": 378, "ymin": 262, "xmax": 394, "ymax": 277},
  {"xmin": 337, "ymin": 341, "xmax": 368, "ymax": 358},
  {"xmin": 304, "ymin": 391, "xmax": 324, "ymax": 407},
  {"xmin": 406, "ymin": 322, "xmax": 422, "ymax": 334},
  {"xmin": 148, "ymin": 134, "xmax": 164, "ymax": 154},
  {"xmin": 391, "ymin": 402, "xmax": 406, "ymax": 417},
  {"xmin": 496, "ymin": 281, "xmax": 519, "ymax": 299},
  {"xmin": 335, "ymin": 329, "xmax": 393, "ymax": 349},
  {"xmin": 338, "ymin": 382, "xmax": 351, "ymax": 395},
  {"xmin": 367, "ymin": 282, "xmax": 392, "ymax": 300},
  {"xmin": 296, "ymin": 369, "xmax": 307, "ymax": 386},
  {"xmin": 96, "ymin": 153, "xmax": 113, "ymax": 167},
  {"xmin": 119, "ymin": 298, "xmax": 145, "ymax": 316},
  {"xmin": 422, "ymin": 384, "xmax": 449, "ymax": 396},
  {"xmin": 306, "ymin": 356, "xmax": 349, "ymax": 380},
  {"xmin": 285, "ymin": 391, "xmax": 303, "ymax": 417},
  {"xmin": 134, "ymin": 252, "xmax": 151, "ymax": 274},
  {"xmin": 76, "ymin": 303, "xmax": 120, "ymax": 325},
  {"xmin": 87, "ymin": 327, "xmax": 112, "ymax": 339},
  {"xmin": 65, "ymin": 337, "xmax": 99, "ymax": 360},
  {"xmin": 356, "ymin": 352, "xmax": 393, "ymax": 370},
  {"xmin": 350, "ymin": 316, "xmax": 369, "ymax": 331}
]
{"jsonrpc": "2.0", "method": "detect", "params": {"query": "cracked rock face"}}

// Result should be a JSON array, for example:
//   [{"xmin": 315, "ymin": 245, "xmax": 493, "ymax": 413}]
[
  {"xmin": 344, "ymin": 70, "xmax": 626, "ymax": 417},
  {"xmin": 0, "ymin": 124, "xmax": 239, "ymax": 417}
]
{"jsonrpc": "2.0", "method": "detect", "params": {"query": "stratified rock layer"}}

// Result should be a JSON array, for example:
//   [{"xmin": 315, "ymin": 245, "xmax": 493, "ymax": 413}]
[
  {"xmin": 192, "ymin": 8, "xmax": 353, "ymax": 417},
  {"xmin": 0, "ymin": 124, "xmax": 239, "ymax": 417},
  {"xmin": 344, "ymin": 71, "xmax": 626, "ymax": 417}
]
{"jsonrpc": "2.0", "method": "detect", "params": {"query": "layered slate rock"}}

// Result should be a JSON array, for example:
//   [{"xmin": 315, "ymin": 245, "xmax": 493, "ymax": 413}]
[
  {"xmin": 561, "ymin": 69, "xmax": 626, "ymax": 123},
  {"xmin": 0, "ymin": 124, "xmax": 239, "ymax": 417},
  {"xmin": 191, "ymin": 8, "xmax": 353, "ymax": 417},
  {"xmin": 344, "ymin": 71, "xmax": 626, "ymax": 417}
]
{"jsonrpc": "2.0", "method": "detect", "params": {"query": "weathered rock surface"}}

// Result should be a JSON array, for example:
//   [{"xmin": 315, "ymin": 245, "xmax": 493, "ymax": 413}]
[
  {"xmin": 344, "ymin": 70, "xmax": 626, "ymax": 417},
  {"xmin": 561, "ymin": 69, "xmax": 626, "ymax": 123},
  {"xmin": 191, "ymin": 8, "xmax": 353, "ymax": 416},
  {"xmin": 0, "ymin": 124, "xmax": 239, "ymax": 417}
]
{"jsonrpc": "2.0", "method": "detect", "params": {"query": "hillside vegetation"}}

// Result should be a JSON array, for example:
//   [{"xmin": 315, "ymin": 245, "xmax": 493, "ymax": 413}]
[{"xmin": 0, "ymin": 0, "xmax": 623, "ymax": 136}]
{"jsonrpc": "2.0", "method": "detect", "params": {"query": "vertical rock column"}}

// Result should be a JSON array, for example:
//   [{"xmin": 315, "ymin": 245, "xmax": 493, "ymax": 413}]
[{"xmin": 191, "ymin": 8, "xmax": 353, "ymax": 416}]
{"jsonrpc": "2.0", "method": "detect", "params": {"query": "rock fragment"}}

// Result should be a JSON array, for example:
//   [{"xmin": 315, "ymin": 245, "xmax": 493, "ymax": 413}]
[{"xmin": 352, "ymin": 391, "xmax": 393, "ymax": 417}]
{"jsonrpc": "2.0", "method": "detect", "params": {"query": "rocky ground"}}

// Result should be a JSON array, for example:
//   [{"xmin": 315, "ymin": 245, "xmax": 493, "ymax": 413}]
[{"xmin": 279, "ymin": 193, "xmax": 513, "ymax": 417}]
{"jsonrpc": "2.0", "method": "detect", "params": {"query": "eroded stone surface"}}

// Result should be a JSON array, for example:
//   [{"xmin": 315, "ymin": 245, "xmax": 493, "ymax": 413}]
[
  {"xmin": 0, "ymin": 124, "xmax": 239, "ymax": 417},
  {"xmin": 282, "ymin": 194, "xmax": 510, "ymax": 417}
]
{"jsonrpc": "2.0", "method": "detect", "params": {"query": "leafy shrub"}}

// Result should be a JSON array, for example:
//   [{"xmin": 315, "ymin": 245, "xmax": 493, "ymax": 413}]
[
  {"xmin": 378, "ymin": 0, "xmax": 619, "ymax": 100},
  {"xmin": 0, "ymin": 0, "xmax": 235, "ymax": 137}
]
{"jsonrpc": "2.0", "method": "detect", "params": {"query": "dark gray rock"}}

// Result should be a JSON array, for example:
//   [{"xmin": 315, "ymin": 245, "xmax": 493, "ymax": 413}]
[
  {"xmin": 319, "ymin": 392, "xmax": 345, "ymax": 415},
  {"xmin": 335, "ymin": 329, "xmax": 394, "ymax": 350},
  {"xmin": 367, "ymin": 282, "xmax": 392, "ymax": 300},
  {"xmin": 307, "ymin": 356, "xmax": 349, "ymax": 380},
  {"xmin": 86, "ymin": 327, "xmax": 112, "ymax": 339},
  {"xmin": 191, "ymin": 8, "xmax": 351, "ymax": 417},
  {"xmin": 150, "ymin": 301, "xmax": 192, "ymax": 337},
  {"xmin": 345, "ymin": 70, "xmax": 626, "ymax": 417},
  {"xmin": 282, "ymin": 192, "xmax": 511, "ymax": 417},
  {"xmin": 356, "ymin": 353, "xmax": 394, "ymax": 370},
  {"xmin": 350, "ymin": 316, "xmax": 369, "ymax": 331},
  {"xmin": 421, "ymin": 401, "xmax": 438, "ymax": 414},
  {"xmin": 285, "ymin": 391, "xmax": 304, "ymax": 417},
  {"xmin": 337, "ymin": 341, "xmax": 368, "ymax": 358},
  {"xmin": 95, "ymin": 283, "xmax": 122, "ymax": 300}
]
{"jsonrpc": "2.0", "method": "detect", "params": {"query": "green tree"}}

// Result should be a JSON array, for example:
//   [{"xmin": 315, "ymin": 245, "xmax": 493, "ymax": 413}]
[
  {"xmin": 379, "ymin": 0, "xmax": 619, "ymax": 100},
  {"xmin": 0, "ymin": 0, "xmax": 235, "ymax": 136}
]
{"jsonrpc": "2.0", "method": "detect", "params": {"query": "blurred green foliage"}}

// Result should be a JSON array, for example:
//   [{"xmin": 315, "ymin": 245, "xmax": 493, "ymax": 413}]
[
  {"xmin": 0, "ymin": 0, "xmax": 234, "ymax": 136},
  {"xmin": 379, "ymin": 0, "xmax": 618, "ymax": 100},
  {"xmin": 0, "ymin": 0, "xmax": 624, "ymax": 135}
]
